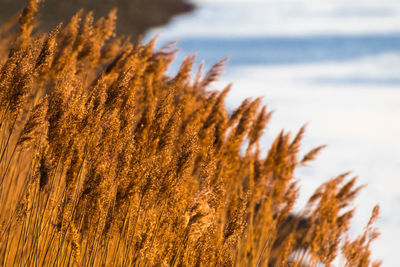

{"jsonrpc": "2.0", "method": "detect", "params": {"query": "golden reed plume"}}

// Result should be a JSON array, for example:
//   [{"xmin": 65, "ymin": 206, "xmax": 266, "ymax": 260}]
[{"xmin": 0, "ymin": 0, "xmax": 381, "ymax": 266}]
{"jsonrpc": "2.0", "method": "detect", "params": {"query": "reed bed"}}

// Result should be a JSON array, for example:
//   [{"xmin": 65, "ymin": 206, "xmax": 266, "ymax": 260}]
[{"xmin": 0, "ymin": 1, "xmax": 381, "ymax": 266}]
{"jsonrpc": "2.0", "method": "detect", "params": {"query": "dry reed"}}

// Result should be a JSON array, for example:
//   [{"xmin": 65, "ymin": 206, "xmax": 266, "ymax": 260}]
[{"xmin": 0, "ymin": 1, "xmax": 381, "ymax": 266}]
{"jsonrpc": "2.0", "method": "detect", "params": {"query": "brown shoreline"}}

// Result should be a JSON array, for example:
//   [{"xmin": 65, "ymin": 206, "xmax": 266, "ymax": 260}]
[{"xmin": 0, "ymin": 0, "xmax": 194, "ymax": 38}]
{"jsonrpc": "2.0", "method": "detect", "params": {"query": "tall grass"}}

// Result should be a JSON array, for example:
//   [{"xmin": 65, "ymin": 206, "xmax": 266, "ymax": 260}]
[{"xmin": 0, "ymin": 1, "xmax": 381, "ymax": 266}]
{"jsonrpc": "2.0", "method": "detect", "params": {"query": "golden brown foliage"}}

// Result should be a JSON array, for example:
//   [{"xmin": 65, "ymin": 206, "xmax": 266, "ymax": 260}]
[{"xmin": 0, "ymin": 1, "xmax": 381, "ymax": 266}]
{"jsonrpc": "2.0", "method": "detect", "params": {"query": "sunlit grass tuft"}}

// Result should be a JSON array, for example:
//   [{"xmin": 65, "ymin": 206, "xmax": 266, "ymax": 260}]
[{"xmin": 0, "ymin": 0, "xmax": 381, "ymax": 266}]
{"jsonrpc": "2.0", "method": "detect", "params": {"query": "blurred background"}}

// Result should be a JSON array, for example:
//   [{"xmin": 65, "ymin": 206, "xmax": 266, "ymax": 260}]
[
  {"xmin": 146, "ymin": 0, "xmax": 400, "ymax": 265},
  {"xmin": 2, "ymin": 0, "xmax": 399, "ymax": 265}
]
